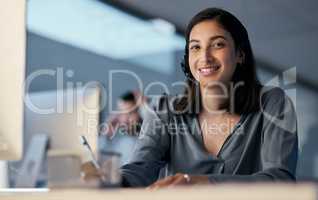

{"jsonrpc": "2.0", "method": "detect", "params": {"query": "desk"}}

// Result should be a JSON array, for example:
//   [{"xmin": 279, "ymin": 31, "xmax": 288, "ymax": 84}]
[{"xmin": 0, "ymin": 183, "xmax": 316, "ymax": 200}]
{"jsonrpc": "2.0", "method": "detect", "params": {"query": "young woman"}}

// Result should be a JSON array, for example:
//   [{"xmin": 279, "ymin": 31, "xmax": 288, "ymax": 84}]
[{"xmin": 120, "ymin": 8, "xmax": 298, "ymax": 188}]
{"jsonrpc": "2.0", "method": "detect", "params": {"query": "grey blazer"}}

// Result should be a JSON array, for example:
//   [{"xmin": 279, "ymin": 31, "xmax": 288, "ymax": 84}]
[{"xmin": 121, "ymin": 87, "xmax": 298, "ymax": 187}]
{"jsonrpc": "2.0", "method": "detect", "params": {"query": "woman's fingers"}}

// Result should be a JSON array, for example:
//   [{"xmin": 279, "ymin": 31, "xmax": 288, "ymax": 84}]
[
  {"xmin": 147, "ymin": 175, "xmax": 176, "ymax": 189},
  {"xmin": 147, "ymin": 173, "xmax": 188, "ymax": 190},
  {"xmin": 168, "ymin": 174, "xmax": 187, "ymax": 187},
  {"xmin": 80, "ymin": 162, "xmax": 103, "ymax": 181}
]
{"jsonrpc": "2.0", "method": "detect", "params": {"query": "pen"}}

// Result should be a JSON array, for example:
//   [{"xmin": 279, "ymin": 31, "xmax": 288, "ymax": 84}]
[
  {"xmin": 79, "ymin": 135, "xmax": 107, "ymax": 182},
  {"xmin": 79, "ymin": 135, "xmax": 101, "ymax": 170}
]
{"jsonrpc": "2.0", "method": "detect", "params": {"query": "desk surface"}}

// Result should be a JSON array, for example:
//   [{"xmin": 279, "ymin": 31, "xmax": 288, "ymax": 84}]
[{"xmin": 0, "ymin": 183, "xmax": 316, "ymax": 200}]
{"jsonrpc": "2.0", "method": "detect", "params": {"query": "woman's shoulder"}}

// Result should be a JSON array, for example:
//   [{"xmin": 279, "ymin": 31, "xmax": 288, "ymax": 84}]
[
  {"xmin": 149, "ymin": 94, "xmax": 186, "ymax": 122},
  {"xmin": 258, "ymin": 86, "xmax": 296, "ymax": 119},
  {"xmin": 260, "ymin": 86, "xmax": 286, "ymax": 102},
  {"xmin": 146, "ymin": 94, "xmax": 174, "ymax": 123},
  {"xmin": 259, "ymin": 86, "xmax": 292, "ymax": 107}
]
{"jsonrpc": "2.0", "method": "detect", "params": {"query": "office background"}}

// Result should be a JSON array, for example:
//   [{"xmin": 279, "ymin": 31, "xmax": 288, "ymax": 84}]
[{"xmin": 12, "ymin": 0, "xmax": 318, "ymax": 181}]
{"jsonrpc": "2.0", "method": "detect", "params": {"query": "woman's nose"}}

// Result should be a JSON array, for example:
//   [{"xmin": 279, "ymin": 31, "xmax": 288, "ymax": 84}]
[{"xmin": 200, "ymin": 48, "xmax": 214, "ymax": 64}]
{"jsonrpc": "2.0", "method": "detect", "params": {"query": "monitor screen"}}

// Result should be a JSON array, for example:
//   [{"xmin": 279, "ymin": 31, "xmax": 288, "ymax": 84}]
[{"xmin": 0, "ymin": 0, "xmax": 25, "ymax": 160}]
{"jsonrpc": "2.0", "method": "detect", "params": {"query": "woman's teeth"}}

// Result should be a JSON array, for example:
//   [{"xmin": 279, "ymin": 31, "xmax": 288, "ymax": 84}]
[{"xmin": 198, "ymin": 66, "xmax": 220, "ymax": 75}]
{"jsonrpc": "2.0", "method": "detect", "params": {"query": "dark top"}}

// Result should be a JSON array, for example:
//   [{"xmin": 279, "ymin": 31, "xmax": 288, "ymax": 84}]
[{"xmin": 120, "ymin": 87, "xmax": 298, "ymax": 187}]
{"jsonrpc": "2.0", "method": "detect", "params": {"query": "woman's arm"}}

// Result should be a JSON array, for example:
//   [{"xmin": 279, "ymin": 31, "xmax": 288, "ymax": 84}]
[{"xmin": 120, "ymin": 96, "xmax": 171, "ymax": 187}]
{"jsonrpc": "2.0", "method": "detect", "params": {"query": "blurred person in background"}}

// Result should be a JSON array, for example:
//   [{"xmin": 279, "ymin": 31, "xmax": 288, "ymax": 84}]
[
  {"xmin": 97, "ymin": 90, "xmax": 153, "ymax": 165},
  {"xmin": 82, "ymin": 91, "xmax": 150, "ymax": 179},
  {"xmin": 102, "ymin": 90, "xmax": 148, "ymax": 137}
]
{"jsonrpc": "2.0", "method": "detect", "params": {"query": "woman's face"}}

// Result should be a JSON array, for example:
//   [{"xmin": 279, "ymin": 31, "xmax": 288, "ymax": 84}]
[{"xmin": 188, "ymin": 20, "xmax": 242, "ymax": 88}]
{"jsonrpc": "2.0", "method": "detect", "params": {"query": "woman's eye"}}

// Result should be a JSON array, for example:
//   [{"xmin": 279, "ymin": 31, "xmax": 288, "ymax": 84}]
[
  {"xmin": 190, "ymin": 45, "xmax": 200, "ymax": 51},
  {"xmin": 212, "ymin": 41, "xmax": 225, "ymax": 49}
]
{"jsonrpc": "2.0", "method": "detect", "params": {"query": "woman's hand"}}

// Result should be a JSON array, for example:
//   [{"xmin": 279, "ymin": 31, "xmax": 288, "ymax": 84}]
[
  {"xmin": 147, "ymin": 173, "xmax": 210, "ymax": 190},
  {"xmin": 81, "ymin": 161, "xmax": 103, "ymax": 181}
]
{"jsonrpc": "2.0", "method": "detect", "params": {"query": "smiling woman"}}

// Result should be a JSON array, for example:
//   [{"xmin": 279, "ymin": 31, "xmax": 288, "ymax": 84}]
[
  {"xmin": 189, "ymin": 21, "xmax": 238, "ymax": 85},
  {"xmin": 120, "ymin": 8, "xmax": 298, "ymax": 188}
]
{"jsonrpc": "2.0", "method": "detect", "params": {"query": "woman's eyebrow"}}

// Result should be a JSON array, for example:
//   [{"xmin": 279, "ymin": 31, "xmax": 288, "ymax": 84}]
[
  {"xmin": 189, "ymin": 39, "xmax": 199, "ymax": 44},
  {"xmin": 209, "ymin": 35, "xmax": 227, "ymax": 41},
  {"xmin": 189, "ymin": 35, "xmax": 227, "ymax": 44}
]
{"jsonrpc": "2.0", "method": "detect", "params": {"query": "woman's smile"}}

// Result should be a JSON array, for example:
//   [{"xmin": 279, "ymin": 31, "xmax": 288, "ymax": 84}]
[{"xmin": 198, "ymin": 65, "xmax": 221, "ymax": 76}]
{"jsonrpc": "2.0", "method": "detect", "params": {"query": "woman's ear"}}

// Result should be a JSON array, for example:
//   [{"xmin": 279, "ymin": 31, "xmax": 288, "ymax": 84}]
[{"xmin": 236, "ymin": 48, "xmax": 245, "ymax": 64}]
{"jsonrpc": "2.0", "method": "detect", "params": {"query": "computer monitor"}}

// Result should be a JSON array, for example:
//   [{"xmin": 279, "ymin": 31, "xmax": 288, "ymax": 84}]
[
  {"xmin": 24, "ymin": 86, "xmax": 100, "ymax": 161},
  {"xmin": 0, "ymin": 0, "xmax": 26, "ymax": 160},
  {"xmin": 11, "ymin": 86, "xmax": 100, "ymax": 187}
]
